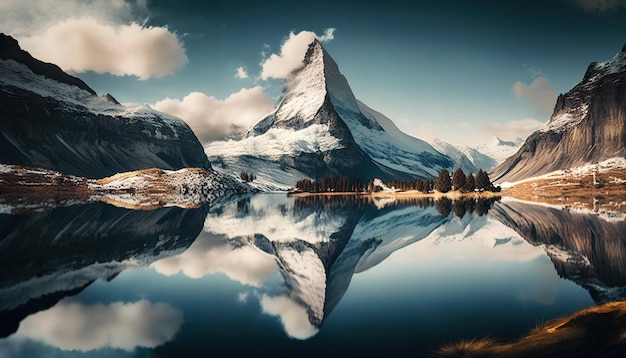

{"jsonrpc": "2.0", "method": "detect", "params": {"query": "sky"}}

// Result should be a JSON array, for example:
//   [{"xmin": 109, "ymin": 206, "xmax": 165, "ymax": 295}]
[{"xmin": 2, "ymin": 0, "xmax": 626, "ymax": 146}]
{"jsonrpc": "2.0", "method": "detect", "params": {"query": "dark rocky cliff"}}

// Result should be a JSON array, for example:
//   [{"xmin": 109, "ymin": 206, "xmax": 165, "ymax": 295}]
[
  {"xmin": 492, "ymin": 44, "xmax": 626, "ymax": 183},
  {"xmin": 0, "ymin": 34, "xmax": 211, "ymax": 178}
]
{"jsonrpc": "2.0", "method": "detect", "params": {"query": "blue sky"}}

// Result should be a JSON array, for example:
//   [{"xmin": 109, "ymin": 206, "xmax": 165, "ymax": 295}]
[{"xmin": 2, "ymin": 0, "xmax": 626, "ymax": 146}]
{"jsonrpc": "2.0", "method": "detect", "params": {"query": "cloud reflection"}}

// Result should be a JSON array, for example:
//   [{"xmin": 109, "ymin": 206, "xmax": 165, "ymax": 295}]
[
  {"xmin": 15, "ymin": 299, "xmax": 183, "ymax": 351},
  {"xmin": 260, "ymin": 295, "xmax": 318, "ymax": 340},
  {"xmin": 151, "ymin": 233, "xmax": 278, "ymax": 287}
]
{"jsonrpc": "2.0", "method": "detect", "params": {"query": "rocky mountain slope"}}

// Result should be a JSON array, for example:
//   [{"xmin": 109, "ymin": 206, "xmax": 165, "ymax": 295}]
[
  {"xmin": 207, "ymin": 40, "xmax": 453, "ymax": 186},
  {"xmin": 0, "ymin": 34, "xmax": 211, "ymax": 178},
  {"xmin": 492, "ymin": 44, "xmax": 626, "ymax": 183}
]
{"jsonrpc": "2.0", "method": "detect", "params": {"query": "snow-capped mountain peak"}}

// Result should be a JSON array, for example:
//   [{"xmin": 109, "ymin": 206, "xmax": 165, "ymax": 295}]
[
  {"xmin": 210, "ymin": 40, "xmax": 453, "ymax": 186},
  {"xmin": 249, "ymin": 39, "xmax": 380, "ymax": 135},
  {"xmin": 475, "ymin": 137, "xmax": 523, "ymax": 167},
  {"xmin": 583, "ymin": 43, "xmax": 626, "ymax": 84}
]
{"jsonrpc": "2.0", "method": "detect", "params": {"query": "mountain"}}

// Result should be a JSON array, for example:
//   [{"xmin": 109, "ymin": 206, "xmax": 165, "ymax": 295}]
[
  {"xmin": 491, "ymin": 44, "xmax": 626, "ymax": 183},
  {"xmin": 431, "ymin": 137, "xmax": 518, "ymax": 173},
  {"xmin": 431, "ymin": 138, "xmax": 478, "ymax": 173},
  {"xmin": 0, "ymin": 34, "xmax": 211, "ymax": 178},
  {"xmin": 207, "ymin": 40, "xmax": 453, "ymax": 187},
  {"xmin": 474, "ymin": 137, "xmax": 522, "ymax": 168}
]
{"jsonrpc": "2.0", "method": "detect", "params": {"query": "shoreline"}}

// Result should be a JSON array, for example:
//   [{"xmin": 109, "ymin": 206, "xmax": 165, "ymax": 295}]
[{"xmin": 289, "ymin": 190, "xmax": 503, "ymax": 200}]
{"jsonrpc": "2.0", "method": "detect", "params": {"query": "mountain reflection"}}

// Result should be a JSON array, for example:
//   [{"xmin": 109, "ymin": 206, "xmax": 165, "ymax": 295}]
[
  {"xmin": 0, "ymin": 202, "xmax": 207, "ymax": 337},
  {"xmin": 1, "ymin": 194, "xmax": 624, "ymax": 347},
  {"xmin": 200, "ymin": 194, "xmax": 501, "ymax": 338},
  {"xmin": 490, "ymin": 199, "xmax": 626, "ymax": 304}
]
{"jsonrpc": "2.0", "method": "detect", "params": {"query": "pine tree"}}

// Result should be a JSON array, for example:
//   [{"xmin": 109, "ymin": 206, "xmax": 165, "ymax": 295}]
[
  {"xmin": 463, "ymin": 173, "xmax": 475, "ymax": 192},
  {"xmin": 451, "ymin": 168, "xmax": 466, "ymax": 191},
  {"xmin": 475, "ymin": 169, "xmax": 491, "ymax": 191},
  {"xmin": 415, "ymin": 179, "xmax": 424, "ymax": 192},
  {"xmin": 424, "ymin": 179, "xmax": 434, "ymax": 193},
  {"xmin": 435, "ymin": 169, "xmax": 452, "ymax": 193}
]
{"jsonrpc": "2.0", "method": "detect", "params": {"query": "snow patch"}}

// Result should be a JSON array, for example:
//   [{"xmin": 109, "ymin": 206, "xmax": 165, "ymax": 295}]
[{"xmin": 207, "ymin": 124, "xmax": 343, "ymax": 159}]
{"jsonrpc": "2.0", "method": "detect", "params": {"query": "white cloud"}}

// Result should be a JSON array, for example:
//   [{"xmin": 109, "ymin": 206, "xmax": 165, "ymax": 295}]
[
  {"xmin": 235, "ymin": 66, "xmax": 248, "ymax": 79},
  {"xmin": 1, "ymin": 0, "xmax": 187, "ymax": 80},
  {"xmin": 482, "ymin": 118, "xmax": 544, "ymax": 140},
  {"xmin": 15, "ymin": 299, "xmax": 183, "ymax": 351},
  {"xmin": 260, "ymin": 295, "xmax": 318, "ymax": 340},
  {"xmin": 20, "ymin": 19, "xmax": 187, "ymax": 80},
  {"xmin": 152, "ymin": 86, "xmax": 275, "ymax": 144},
  {"xmin": 151, "ymin": 233, "xmax": 278, "ymax": 287},
  {"xmin": 569, "ymin": 0, "xmax": 626, "ymax": 12},
  {"xmin": 260, "ymin": 28, "xmax": 336, "ymax": 80},
  {"xmin": 513, "ymin": 77, "xmax": 558, "ymax": 117}
]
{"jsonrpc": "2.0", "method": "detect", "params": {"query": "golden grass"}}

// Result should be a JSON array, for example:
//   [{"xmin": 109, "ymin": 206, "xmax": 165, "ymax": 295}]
[
  {"xmin": 433, "ymin": 300, "xmax": 626, "ymax": 357},
  {"xmin": 436, "ymin": 337, "xmax": 498, "ymax": 357}
]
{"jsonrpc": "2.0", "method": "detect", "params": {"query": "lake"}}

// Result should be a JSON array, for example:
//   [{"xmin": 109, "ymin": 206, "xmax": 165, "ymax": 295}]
[{"xmin": 0, "ymin": 194, "xmax": 624, "ymax": 357}]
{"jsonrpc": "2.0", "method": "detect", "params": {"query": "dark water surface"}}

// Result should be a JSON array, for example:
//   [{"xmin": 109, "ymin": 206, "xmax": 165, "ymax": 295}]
[{"xmin": 0, "ymin": 194, "xmax": 624, "ymax": 357}]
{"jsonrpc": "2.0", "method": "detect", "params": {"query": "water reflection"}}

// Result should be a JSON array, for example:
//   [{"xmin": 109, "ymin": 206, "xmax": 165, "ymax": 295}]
[
  {"xmin": 200, "ymin": 195, "xmax": 502, "ymax": 338},
  {"xmin": 0, "ymin": 194, "xmax": 624, "ymax": 355},
  {"xmin": 14, "ymin": 299, "xmax": 182, "ymax": 351},
  {"xmin": 491, "ymin": 198, "xmax": 626, "ymax": 304},
  {"xmin": 0, "ymin": 202, "xmax": 206, "ymax": 337}
]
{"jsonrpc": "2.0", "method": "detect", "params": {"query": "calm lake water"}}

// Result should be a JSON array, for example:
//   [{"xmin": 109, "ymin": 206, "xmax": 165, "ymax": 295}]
[{"xmin": 0, "ymin": 194, "xmax": 624, "ymax": 357}]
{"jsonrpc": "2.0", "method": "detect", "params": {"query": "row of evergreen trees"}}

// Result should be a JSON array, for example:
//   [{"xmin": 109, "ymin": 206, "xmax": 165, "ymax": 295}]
[
  {"xmin": 434, "ymin": 168, "xmax": 500, "ymax": 193},
  {"xmin": 295, "ymin": 176, "xmax": 367, "ymax": 193},
  {"xmin": 293, "ymin": 167, "xmax": 499, "ymax": 193}
]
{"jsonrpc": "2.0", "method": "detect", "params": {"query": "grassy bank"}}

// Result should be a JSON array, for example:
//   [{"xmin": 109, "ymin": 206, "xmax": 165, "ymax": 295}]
[{"xmin": 434, "ymin": 300, "xmax": 626, "ymax": 357}]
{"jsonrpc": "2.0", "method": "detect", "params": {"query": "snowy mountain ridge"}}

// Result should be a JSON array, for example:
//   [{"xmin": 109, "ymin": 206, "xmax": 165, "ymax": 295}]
[{"xmin": 431, "ymin": 137, "xmax": 522, "ymax": 172}]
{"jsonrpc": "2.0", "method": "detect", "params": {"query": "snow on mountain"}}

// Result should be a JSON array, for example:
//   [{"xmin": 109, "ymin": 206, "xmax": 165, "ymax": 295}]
[
  {"xmin": 355, "ymin": 101, "xmax": 451, "ymax": 176},
  {"xmin": 475, "ymin": 137, "xmax": 524, "ymax": 167},
  {"xmin": 430, "ymin": 138, "xmax": 478, "ymax": 173},
  {"xmin": 430, "ymin": 137, "xmax": 518, "ymax": 172},
  {"xmin": 207, "ymin": 40, "xmax": 452, "ymax": 186}
]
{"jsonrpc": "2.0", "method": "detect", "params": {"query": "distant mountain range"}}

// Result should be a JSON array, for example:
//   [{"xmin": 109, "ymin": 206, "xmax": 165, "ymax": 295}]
[
  {"xmin": 492, "ymin": 44, "xmax": 626, "ymax": 183},
  {"xmin": 430, "ymin": 136, "xmax": 523, "ymax": 173}
]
